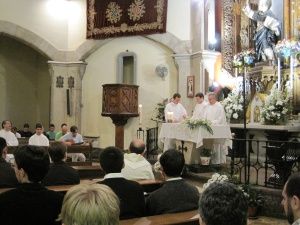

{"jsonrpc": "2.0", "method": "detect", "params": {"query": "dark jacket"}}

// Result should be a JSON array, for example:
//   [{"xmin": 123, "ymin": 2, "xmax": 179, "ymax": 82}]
[
  {"xmin": 146, "ymin": 179, "xmax": 199, "ymax": 215},
  {"xmin": 100, "ymin": 177, "xmax": 145, "ymax": 219},
  {"xmin": 0, "ymin": 183, "xmax": 64, "ymax": 225},
  {"xmin": 42, "ymin": 161, "xmax": 80, "ymax": 186},
  {"xmin": 0, "ymin": 158, "xmax": 18, "ymax": 188}
]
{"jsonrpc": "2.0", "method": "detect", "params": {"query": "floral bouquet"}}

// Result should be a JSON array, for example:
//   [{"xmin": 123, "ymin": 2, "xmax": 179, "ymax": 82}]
[
  {"xmin": 222, "ymin": 90, "xmax": 244, "ymax": 122},
  {"xmin": 184, "ymin": 118, "xmax": 213, "ymax": 135},
  {"xmin": 275, "ymin": 39, "xmax": 300, "ymax": 59},
  {"xmin": 202, "ymin": 173, "xmax": 229, "ymax": 191},
  {"xmin": 260, "ymin": 86, "xmax": 291, "ymax": 125},
  {"xmin": 233, "ymin": 49, "xmax": 256, "ymax": 68},
  {"xmin": 152, "ymin": 99, "xmax": 168, "ymax": 121},
  {"xmin": 239, "ymin": 184, "xmax": 264, "ymax": 208}
]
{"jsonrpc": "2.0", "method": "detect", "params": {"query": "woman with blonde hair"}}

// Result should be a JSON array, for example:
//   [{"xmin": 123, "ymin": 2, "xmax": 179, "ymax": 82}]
[{"xmin": 59, "ymin": 183, "xmax": 120, "ymax": 225}]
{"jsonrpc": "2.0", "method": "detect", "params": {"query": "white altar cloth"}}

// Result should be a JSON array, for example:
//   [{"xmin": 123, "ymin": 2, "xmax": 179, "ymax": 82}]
[{"xmin": 159, "ymin": 123, "xmax": 232, "ymax": 148}]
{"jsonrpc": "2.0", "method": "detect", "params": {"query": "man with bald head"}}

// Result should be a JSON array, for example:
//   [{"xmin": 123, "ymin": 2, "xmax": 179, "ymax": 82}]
[{"xmin": 121, "ymin": 139, "xmax": 154, "ymax": 180}]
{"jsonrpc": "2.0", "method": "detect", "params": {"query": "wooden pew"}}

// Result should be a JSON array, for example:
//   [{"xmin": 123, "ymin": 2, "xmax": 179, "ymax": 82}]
[
  {"xmin": 72, "ymin": 165, "xmax": 103, "ymax": 179},
  {"xmin": 8, "ymin": 144, "xmax": 93, "ymax": 166},
  {"xmin": 120, "ymin": 210, "xmax": 199, "ymax": 225},
  {"xmin": 0, "ymin": 179, "xmax": 164, "ymax": 195}
]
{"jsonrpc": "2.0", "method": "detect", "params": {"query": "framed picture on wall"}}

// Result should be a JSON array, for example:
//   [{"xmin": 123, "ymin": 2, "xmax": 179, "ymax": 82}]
[{"xmin": 187, "ymin": 76, "xmax": 194, "ymax": 98}]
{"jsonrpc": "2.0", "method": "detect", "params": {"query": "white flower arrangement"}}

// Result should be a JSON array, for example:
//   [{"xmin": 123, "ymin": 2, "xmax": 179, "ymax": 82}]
[
  {"xmin": 260, "ymin": 86, "xmax": 291, "ymax": 125},
  {"xmin": 184, "ymin": 118, "xmax": 213, "ymax": 135},
  {"xmin": 222, "ymin": 90, "xmax": 244, "ymax": 121},
  {"xmin": 202, "ymin": 173, "xmax": 229, "ymax": 191}
]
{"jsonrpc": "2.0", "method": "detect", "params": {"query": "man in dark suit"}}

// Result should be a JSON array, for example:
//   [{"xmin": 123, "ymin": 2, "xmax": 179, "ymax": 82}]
[
  {"xmin": 99, "ymin": 146, "xmax": 145, "ymax": 219},
  {"xmin": 0, "ymin": 137, "xmax": 18, "ymax": 188},
  {"xmin": 42, "ymin": 142, "xmax": 80, "ymax": 186},
  {"xmin": 146, "ymin": 149, "xmax": 199, "ymax": 215},
  {"xmin": 0, "ymin": 145, "xmax": 64, "ymax": 225}
]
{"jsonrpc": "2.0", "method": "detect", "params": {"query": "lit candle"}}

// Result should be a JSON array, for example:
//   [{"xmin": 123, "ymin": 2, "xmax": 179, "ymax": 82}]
[
  {"xmin": 138, "ymin": 104, "xmax": 142, "ymax": 125},
  {"xmin": 290, "ymin": 56, "xmax": 294, "ymax": 90},
  {"xmin": 278, "ymin": 57, "xmax": 281, "ymax": 90}
]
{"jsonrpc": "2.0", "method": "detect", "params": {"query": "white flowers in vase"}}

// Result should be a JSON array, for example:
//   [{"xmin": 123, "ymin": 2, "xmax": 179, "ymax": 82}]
[
  {"xmin": 222, "ymin": 90, "xmax": 244, "ymax": 122},
  {"xmin": 260, "ymin": 86, "xmax": 291, "ymax": 125}
]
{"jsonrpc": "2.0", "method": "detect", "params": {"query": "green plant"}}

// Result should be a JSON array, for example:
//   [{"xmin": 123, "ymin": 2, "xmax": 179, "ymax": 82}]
[
  {"xmin": 240, "ymin": 184, "xmax": 264, "ymax": 208},
  {"xmin": 185, "ymin": 118, "xmax": 213, "ymax": 135},
  {"xmin": 200, "ymin": 148, "xmax": 212, "ymax": 157}
]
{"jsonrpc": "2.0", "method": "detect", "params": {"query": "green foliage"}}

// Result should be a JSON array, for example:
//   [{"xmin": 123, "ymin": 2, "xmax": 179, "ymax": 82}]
[
  {"xmin": 185, "ymin": 118, "xmax": 214, "ymax": 135},
  {"xmin": 200, "ymin": 148, "xmax": 212, "ymax": 157}
]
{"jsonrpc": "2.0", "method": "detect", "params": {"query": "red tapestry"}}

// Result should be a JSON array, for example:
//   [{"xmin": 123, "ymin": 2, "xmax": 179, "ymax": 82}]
[{"xmin": 87, "ymin": 0, "xmax": 168, "ymax": 39}]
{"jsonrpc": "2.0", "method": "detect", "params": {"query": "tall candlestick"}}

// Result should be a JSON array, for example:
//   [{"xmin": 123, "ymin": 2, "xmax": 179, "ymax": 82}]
[
  {"xmin": 138, "ymin": 104, "xmax": 142, "ymax": 125},
  {"xmin": 277, "ymin": 57, "xmax": 281, "ymax": 90}
]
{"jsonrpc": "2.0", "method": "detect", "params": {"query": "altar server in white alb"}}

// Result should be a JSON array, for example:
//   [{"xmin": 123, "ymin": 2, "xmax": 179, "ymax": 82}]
[
  {"xmin": 203, "ymin": 92, "xmax": 227, "ymax": 165},
  {"xmin": 29, "ymin": 123, "xmax": 49, "ymax": 147},
  {"xmin": 191, "ymin": 92, "xmax": 207, "ymax": 119},
  {"xmin": 163, "ymin": 93, "xmax": 187, "ymax": 151},
  {"xmin": 0, "ymin": 120, "xmax": 18, "ymax": 146},
  {"xmin": 164, "ymin": 93, "xmax": 187, "ymax": 123}
]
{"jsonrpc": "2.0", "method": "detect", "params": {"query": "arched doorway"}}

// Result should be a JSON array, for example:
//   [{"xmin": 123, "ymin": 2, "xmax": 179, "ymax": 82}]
[{"xmin": 0, "ymin": 34, "xmax": 51, "ymax": 130}]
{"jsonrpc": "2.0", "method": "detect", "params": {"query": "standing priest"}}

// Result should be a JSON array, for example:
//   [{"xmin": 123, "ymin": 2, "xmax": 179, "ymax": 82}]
[{"xmin": 203, "ymin": 92, "xmax": 228, "ymax": 165}]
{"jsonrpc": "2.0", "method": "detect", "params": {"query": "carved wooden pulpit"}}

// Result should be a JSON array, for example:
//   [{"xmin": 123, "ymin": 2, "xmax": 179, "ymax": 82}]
[{"xmin": 102, "ymin": 84, "xmax": 139, "ymax": 149}]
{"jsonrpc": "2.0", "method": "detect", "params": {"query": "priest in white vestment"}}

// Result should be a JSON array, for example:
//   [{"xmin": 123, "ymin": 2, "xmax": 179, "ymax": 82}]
[
  {"xmin": 191, "ymin": 92, "xmax": 207, "ymax": 119},
  {"xmin": 163, "ymin": 93, "xmax": 187, "ymax": 151},
  {"xmin": 203, "ymin": 92, "xmax": 228, "ymax": 165},
  {"xmin": 29, "ymin": 123, "xmax": 49, "ymax": 147},
  {"xmin": 0, "ymin": 120, "xmax": 18, "ymax": 146},
  {"xmin": 0, "ymin": 120, "xmax": 18, "ymax": 163}
]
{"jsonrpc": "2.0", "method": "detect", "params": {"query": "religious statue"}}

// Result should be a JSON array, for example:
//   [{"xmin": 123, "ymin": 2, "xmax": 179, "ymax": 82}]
[{"xmin": 243, "ymin": 0, "xmax": 281, "ymax": 62}]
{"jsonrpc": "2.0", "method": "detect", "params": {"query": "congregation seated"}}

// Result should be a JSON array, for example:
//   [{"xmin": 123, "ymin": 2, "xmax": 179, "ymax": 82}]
[
  {"xmin": 61, "ymin": 125, "xmax": 86, "ymax": 162},
  {"xmin": 146, "ymin": 149, "xmax": 199, "ymax": 215},
  {"xmin": 59, "ymin": 183, "xmax": 120, "ymax": 225},
  {"xmin": 121, "ymin": 139, "xmax": 155, "ymax": 180},
  {"xmin": 29, "ymin": 123, "xmax": 49, "ymax": 147},
  {"xmin": 0, "ymin": 145, "xmax": 64, "ymax": 225},
  {"xmin": 199, "ymin": 182, "xmax": 248, "ymax": 225},
  {"xmin": 42, "ymin": 142, "xmax": 80, "ymax": 186},
  {"xmin": 0, "ymin": 137, "xmax": 18, "ymax": 188},
  {"xmin": 18, "ymin": 123, "xmax": 33, "ymax": 138},
  {"xmin": 98, "ymin": 146, "xmax": 145, "ymax": 219}
]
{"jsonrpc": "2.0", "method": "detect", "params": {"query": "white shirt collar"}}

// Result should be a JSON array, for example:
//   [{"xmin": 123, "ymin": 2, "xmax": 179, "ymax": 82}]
[
  {"xmin": 166, "ymin": 177, "xmax": 182, "ymax": 182},
  {"xmin": 104, "ymin": 173, "xmax": 124, "ymax": 179}
]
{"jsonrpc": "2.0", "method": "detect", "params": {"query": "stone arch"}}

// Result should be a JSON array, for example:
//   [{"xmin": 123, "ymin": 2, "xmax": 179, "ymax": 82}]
[
  {"xmin": 0, "ymin": 20, "xmax": 61, "ymax": 61},
  {"xmin": 75, "ymin": 32, "xmax": 191, "ymax": 61}
]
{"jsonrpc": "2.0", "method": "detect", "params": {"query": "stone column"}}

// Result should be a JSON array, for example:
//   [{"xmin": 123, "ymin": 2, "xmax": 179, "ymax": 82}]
[
  {"xmin": 173, "ymin": 55, "xmax": 193, "ymax": 114},
  {"xmin": 48, "ymin": 61, "xmax": 87, "ymax": 131}
]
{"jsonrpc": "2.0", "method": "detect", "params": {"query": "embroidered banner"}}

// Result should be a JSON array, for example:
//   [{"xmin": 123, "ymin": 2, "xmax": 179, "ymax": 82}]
[{"xmin": 87, "ymin": 0, "xmax": 168, "ymax": 39}]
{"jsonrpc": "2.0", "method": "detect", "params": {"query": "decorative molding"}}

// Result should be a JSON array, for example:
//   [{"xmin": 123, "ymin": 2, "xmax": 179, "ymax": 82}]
[
  {"xmin": 68, "ymin": 76, "xmax": 75, "ymax": 89},
  {"xmin": 222, "ymin": 0, "xmax": 234, "ymax": 74}
]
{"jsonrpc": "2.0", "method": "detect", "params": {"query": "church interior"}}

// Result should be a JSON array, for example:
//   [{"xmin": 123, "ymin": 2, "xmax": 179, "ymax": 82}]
[{"xmin": 0, "ymin": 0, "xmax": 300, "ymax": 224}]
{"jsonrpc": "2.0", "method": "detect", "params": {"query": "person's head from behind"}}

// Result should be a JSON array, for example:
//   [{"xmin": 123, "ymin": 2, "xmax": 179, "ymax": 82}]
[
  {"xmin": 70, "ymin": 125, "xmax": 78, "ymax": 138},
  {"xmin": 0, "ymin": 137, "xmax": 7, "ymax": 159},
  {"xmin": 49, "ymin": 123, "xmax": 55, "ymax": 132},
  {"xmin": 35, "ymin": 123, "xmax": 43, "ymax": 135},
  {"xmin": 99, "ymin": 146, "xmax": 124, "ymax": 174},
  {"xmin": 23, "ymin": 123, "xmax": 30, "ymax": 132},
  {"xmin": 282, "ymin": 173, "xmax": 300, "ymax": 224},
  {"xmin": 2, "ymin": 120, "xmax": 12, "ymax": 131},
  {"xmin": 61, "ymin": 123, "xmax": 68, "ymax": 134},
  {"xmin": 129, "ymin": 139, "xmax": 145, "ymax": 155},
  {"xmin": 258, "ymin": 0, "xmax": 272, "ymax": 12},
  {"xmin": 11, "ymin": 126, "xmax": 18, "ymax": 134},
  {"xmin": 159, "ymin": 149, "xmax": 184, "ymax": 178},
  {"xmin": 49, "ymin": 142, "xmax": 67, "ymax": 163},
  {"xmin": 59, "ymin": 183, "xmax": 120, "ymax": 225},
  {"xmin": 13, "ymin": 145, "xmax": 50, "ymax": 183},
  {"xmin": 207, "ymin": 92, "xmax": 217, "ymax": 105},
  {"xmin": 199, "ymin": 182, "xmax": 248, "ymax": 225},
  {"xmin": 195, "ymin": 92, "xmax": 204, "ymax": 104},
  {"xmin": 172, "ymin": 93, "xmax": 181, "ymax": 104}
]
